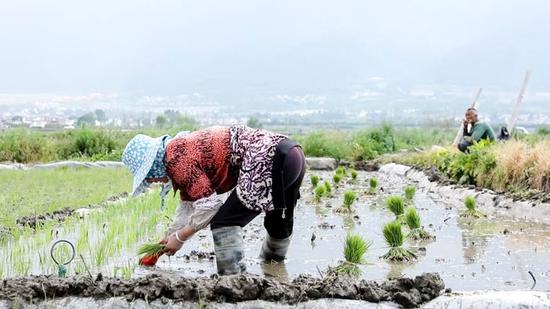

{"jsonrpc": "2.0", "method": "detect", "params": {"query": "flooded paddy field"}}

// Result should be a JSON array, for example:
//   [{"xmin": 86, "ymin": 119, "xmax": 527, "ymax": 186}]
[{"xmin": 1, "ymin": 166, "xmax": 549, "ymax": 307}]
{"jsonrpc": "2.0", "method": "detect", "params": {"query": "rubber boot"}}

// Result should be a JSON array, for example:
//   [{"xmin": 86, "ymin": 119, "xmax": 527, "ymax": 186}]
[
  {"xmin": 212, "ymin": 226, "xmax": 246, "ymax": 275},
  {"xmin": 259, "ymin": 234, "xmax": 291, "ymax": 261}
]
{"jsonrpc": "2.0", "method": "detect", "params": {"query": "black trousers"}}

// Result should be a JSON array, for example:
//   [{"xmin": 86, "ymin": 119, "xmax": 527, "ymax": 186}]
[{"xmin": 210, "ymin": 142, "xmax": 305, "ymax": 239}]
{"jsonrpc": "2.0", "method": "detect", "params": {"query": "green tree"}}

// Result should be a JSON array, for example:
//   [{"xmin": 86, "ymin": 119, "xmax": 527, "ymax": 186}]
[
  {"xmin": 76, "ymin": 112, "xmax": 97, "ymax": 127},
  {"xmin": 247, "ymin": 116, "xmax": 262, "ymax": 129}
]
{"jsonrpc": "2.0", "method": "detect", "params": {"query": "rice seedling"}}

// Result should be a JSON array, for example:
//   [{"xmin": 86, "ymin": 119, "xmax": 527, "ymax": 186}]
[
  {"xmin": 121, "ymin": 260, "xmax": 136, "ymax": 279},
  {"xmin": 336, "ymin": 191, "xmax": 357, "ymax": 213},
  {"xmin": 314, "ymin": 185, "xmax": 325, "ymax": 203},
  {"xmin": 404, "ymin": 207, "xmax": 433, "ymax": 241},
  {"xmin": 404, "ymin": 185, "xmax": 416, "ymax": 201},
  {"xmin": 335, "ymin": 166, "xmax": 347, "ymax": 176},
  {"xmin": 333, "ymin": 233, "xmax": 371, "ymax": 277},
  {"xmin": 462, "ymin": 195, "xmax": 485, "ymax": 218},
  {"xmin": 310, "ymin": 175, "xmax": 320, "ymax": 188},
  {"xmin": 350, "ymin": 169, "xmax": 358, "ymax": 182},
  {"xmin": 368, "ymin": 177, "xmax": 378, "ymax": 194},
  {"xmin": 386, "ymin": 196, "xmax": 405, "ymax": 219},
  {"xmin": 333, "ymin": 173, "xmax": 343, "ymax": 186},
  {"xmin": 138, "ymin": 242, "xmax": 166, "ymax": 257},
  {"xmin": 381, "ymin": 220, "xmax": 417, "ymax": 262},
  {"xmin": 324, "ymin": 180, "xmax": 332, "ymax": 196}
]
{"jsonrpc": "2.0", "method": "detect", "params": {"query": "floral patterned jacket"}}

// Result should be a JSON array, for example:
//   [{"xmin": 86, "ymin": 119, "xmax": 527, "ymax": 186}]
[{"xmin": 164, "ymin": 125, "xmax": 286, "ymax": 232}]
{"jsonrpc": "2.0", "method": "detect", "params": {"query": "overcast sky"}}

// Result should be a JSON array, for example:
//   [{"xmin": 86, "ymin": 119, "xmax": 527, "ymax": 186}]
[{"xmin": 1, "ymin": 0, "xmax": 549, "ymax": 96}]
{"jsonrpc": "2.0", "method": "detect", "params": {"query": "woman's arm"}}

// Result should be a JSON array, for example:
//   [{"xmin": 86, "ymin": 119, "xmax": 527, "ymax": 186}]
[{"xmin": 164, "ymin": 193, "xmax": 224, "ymax": 255}]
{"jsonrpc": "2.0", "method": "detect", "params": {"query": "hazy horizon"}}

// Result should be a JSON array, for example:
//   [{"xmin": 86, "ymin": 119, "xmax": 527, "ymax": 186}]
[{"xmin": 1, "ymin": 0, "xmax": 549, "ymax": 95}]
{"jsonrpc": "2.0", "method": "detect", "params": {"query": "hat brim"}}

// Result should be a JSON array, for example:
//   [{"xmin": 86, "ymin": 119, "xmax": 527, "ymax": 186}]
[{"xmin": 130, "ymin": 137, "xmax": 164, "ymax": 196}]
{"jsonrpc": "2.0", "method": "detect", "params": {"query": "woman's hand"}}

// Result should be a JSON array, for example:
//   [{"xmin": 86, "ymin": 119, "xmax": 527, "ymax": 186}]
[{"xmin": 164, "ymin": 233, "xmax": 184, "ymax": 256}]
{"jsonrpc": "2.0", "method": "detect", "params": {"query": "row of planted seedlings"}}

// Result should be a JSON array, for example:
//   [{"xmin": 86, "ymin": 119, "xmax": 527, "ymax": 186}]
[
  {"xmin": 0, "ymin": 190, "xmax": 176, "ymax": 278},
  {"xmin": 308, "ymin": 167, "xmax": 433, "ymax": 277},
  {"xmin": 332, "ymin": 189, "xmax": 486, "ymax": 278}
]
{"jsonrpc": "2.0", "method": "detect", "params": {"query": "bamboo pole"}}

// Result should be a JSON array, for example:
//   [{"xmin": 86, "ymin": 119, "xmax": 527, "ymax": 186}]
[{"xmin": 507, "ymin": 71, "xmax": 531, "ymax": 134}]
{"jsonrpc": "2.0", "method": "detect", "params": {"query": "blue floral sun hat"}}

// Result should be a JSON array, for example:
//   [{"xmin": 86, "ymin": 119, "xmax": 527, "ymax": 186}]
[{"xmin": 122, "ymin": 134, "xmax": 170, "ymax": 196}]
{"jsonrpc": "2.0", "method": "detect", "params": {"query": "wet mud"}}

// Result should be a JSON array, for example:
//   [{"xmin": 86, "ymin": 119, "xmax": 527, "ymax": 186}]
[{"xmin": 0, "ymin": 272, "xmax": 444, "ymax": 308}]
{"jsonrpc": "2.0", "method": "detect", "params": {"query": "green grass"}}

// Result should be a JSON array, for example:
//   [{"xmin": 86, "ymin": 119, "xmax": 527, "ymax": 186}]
[
  {"xmin": 386, "ymin": 196, "xmax": 405, "ymax": 218},
  {"xmin": 0, "ymin": 190, "xmax": 178, "ymax": 277},
  {"xmin": 295, "ymin": 125, "xmax": 455, "ymax": 161},
  {"xmin": 0, "ymin": 167, "xmax": 131, "ymax": 229}
]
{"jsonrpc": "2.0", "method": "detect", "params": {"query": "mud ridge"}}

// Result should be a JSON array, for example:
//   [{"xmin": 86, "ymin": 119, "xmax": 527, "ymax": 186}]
[
  {"xmin": 0, "ymin": 272, "xmax": 444, "ymax": 308},
  {"xmin": 15, "ymin": 192, "xmax": 129, "ymax": 229}
]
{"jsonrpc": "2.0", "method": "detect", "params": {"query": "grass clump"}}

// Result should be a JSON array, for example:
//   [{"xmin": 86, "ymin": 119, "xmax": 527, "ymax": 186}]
[
  {"xmin": 386, "ymin": 196, "xmax": 405, "ymax": 219},
  {"xmin": 404, "ymin": 185, "xmax": 416, "ymax": 201},
  {"xmin": 310, "ymin": 175, "xmax": 320, "ymax": 188},
  {"xmin": 333, "ymin": 233, "xmax": 371, "ymax": 277},
  {"xmin": 314, "ymin": 185, "xmax": 325, "ymax": 203},
  {"xmin": 462, "ymin": 195, "xmax": 485, "ymax": 218},
  {"xmin": 381, "ymin": 221, "xmax": 417, "ymax": 262},
  {"xmin": 405, "ymin": 207, "xmax": 433, "ymax": 241},
  {"xmin": 368, "ymin": 177, "xmax": 378, "ymax": 194}
]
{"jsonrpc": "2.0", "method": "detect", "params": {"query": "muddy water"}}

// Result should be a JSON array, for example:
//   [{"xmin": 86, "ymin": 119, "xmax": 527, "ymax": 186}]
[{"xmin": 148, "ymin": 170, "xmax": 550, "ymax": 292}]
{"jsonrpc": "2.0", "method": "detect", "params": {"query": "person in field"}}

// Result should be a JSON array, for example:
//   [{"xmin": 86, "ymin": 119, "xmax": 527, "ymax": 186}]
[
  {"xmin": 121, "ymin": 125, "xmax": 305, "ymax": 275},
  {"xmin": 457, "ymin": 108, "xmax": 496, "ymax": 153}
]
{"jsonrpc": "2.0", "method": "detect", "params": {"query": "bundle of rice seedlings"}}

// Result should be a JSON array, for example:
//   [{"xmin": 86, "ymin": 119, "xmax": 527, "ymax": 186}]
[
  {"xmin": 350, "ymin": 169, "xmax": 358, "ymax": 181},
  {"xmin": 314, "ymin": 185, "xmax": 325, "ymax": 203},
  {"xmin": 404, "ymin": 185, "xmax": 416, "ymax": 201},
  {"xmin": 336, "ymin": 190, "xmax": 357, "ymax": 213},
  {"xmin": 381, "ymin": 221, "xmax": 417, "ymax": 262},
  {"xmin": 336, "ymin": 166, "xmax": 347, "ymax": 176},
  {"xmin": 138, "ymin": 242, "xmax": 165, "ymax": 256},
  {"xmin": 310, "ymin": 175, "xmax": 320, "ymax": 188},
  {"xmin": 368, "ymin": 177, "xmax": 378, "ymax": 194},
  {"xmin": 324, "ymin": 180, "xmax": 332, "ymax": 197},
  {"xmin": 333, "ymin": 233, "xmax": 371, "ymax": 277},
  {"xmin": 462, "ymin": 195, "xmax": 485, "ymax": 218},
  {"xmin": 386, "ymin": 196, "xmax": 405, "ymax": 219},
  {"xmin": 405, "ymin": 207, "xmax": 433, "ymax": 241},
  {"xmin": 333, "ymin": 173, "xmax": 343, "ymax": 186}
]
